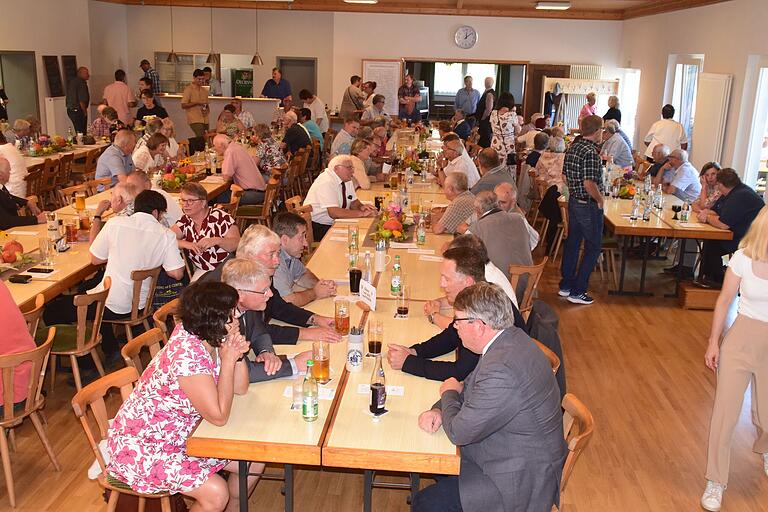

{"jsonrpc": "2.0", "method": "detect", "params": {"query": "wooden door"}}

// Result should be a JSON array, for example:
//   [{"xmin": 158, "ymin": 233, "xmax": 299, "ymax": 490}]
[{"xmin": 523, "ymin": 64, "xmax": 569, "ymax": 121}]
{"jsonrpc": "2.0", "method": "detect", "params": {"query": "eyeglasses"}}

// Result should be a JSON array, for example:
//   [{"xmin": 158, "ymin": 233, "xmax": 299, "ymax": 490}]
[
  {"xmin": 453, "ymin": 317, "xmax": 484, "ymax": 324},
  {"xmin": 180, "ymin": 198, "xmax": 204, "ymax": 205},
  {"xmin": 238, "ymin": 288, "xmax": 270, "ymax": 296}
]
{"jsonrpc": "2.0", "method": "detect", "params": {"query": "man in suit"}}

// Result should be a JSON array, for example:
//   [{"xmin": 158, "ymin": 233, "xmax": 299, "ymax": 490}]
[
  {"xmin": 387, "ymin": 247, "xmax": 525, "ymax": 381},
  {"xmin": 202, "ymin": 224, "xmax": 342, "ymax": 345},
  {"xmin": 221, "ymin": 258, "xmax": 312, "ymax": 383},
  {"xmin": 413, "ymin": 282, "xmax": 567, "ymax": 512},
  {"xmin": 0, "ymin": 157, "xmax": 45, "ymax": 230}
]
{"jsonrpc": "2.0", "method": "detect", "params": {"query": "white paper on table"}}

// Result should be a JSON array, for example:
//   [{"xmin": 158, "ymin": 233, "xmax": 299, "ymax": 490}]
[
  {"xmin": 357, "ymin": 383, "xmax": 404, "ymax": 396},
  {"xmin": 390, "ymin": 242, "xmax": 418, "ymax": 249},
  {"xmin": 360, "ymin": 200, "xmax": 374, "ymax": 206},
  {"xmin": 359, "ymin": 279, "xmax": 376, "ymax": 311},
  {"xmin": 419, "ymin": 255, "xmax": 444, "ymax": 262},
  {"xmin": 407, "ymin": 248, "xmax": 435, "ymax": 255},
  {"xmin": 431, "ymin": 203, "xmax": 448, "ymax": 208},
  {"xmin": 201, "ymin": 176, "xmax": 225, "ymax": 183},
  {"xmin": 382, "ymin": 163, "xmax": 392, "ymax": 174},
  {"xmin": 7, "ymin": 231, "xmax": 39, "ymax": 236},
  {"xmin": 329, "ymin": 229, "xmax": 348, "ymax": 235},
  {"xmin": 283, "ymin": 385, "xmax": 335, "ymax": 401},
  {"xmin": 678, "ymin": 222, "xmax": 705, "ymax": 227},
  {"xmin": 327, "ymin": 236, "xmax": 347, "ymax": 242},
  {"xmin": 334, "ymin": 219, "xmax": 359, "ymax": 224}
]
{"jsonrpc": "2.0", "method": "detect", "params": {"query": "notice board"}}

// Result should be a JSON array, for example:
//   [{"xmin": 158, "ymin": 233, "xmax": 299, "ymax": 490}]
[
  {"xmin": 362, "ymin": 59, "xmax": 402, "ymax": 117},
  {"xmin": 43, "ymin": 56, "xmax": 64, "ymax": 97}
]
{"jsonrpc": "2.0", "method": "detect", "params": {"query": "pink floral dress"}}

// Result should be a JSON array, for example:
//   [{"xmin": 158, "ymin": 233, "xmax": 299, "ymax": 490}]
[{"xmin": 107, "ymin": 324, "xmax": 228, "ymax": 493}]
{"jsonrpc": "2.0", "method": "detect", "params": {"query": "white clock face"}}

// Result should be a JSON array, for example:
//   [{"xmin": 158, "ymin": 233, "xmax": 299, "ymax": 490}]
[{"xmin": 454, "ymin": 26, "xmax": 477, "ymax": 49}]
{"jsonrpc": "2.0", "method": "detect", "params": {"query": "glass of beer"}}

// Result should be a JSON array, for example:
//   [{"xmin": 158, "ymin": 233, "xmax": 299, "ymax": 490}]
[
  {"xmin": 410, "ymin": 194, "xmax": 420, "ymax": 214},
  {"xmin": 389, "ymin": 174, "xmax": 398, "ymax": 189},
  {"xmin": 78, "ymin": 210, "xmax": 92, "ymax": 231},
  {"xmin": 65, "ymin": 219, "xmax": 79, "ymax": 243},
  {"xmin": 312, "ymin": 341, "xmax": 330, "ymax": 384},
  {"xmin": 74, "ymin": 192, "xmax": 86, "ymax": 211},
  {"xmin": 334, "ymin": 298, "xmax": 350, "ymax": 336},
  {"xmin": 367, "ymin": 318, "xmax": 383, "ymax": 356}
]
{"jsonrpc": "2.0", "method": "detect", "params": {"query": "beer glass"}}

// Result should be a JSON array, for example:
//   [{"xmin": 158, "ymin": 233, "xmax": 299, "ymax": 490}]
[
  {"xmin": 74, "ymin": 192, "xmax": 86, "ymax": 211},
  {"xmin": 312, "ymin": 341, "xmax": 331, "ymax": 384},
  {"xmin": 367, "ymin": 318, "xmax": 383, "ymax": 356},
  {"xmin": 38, "ymin": 237, "xmax": 54, "ymax": 266},
  {"xmin": 396, "ymin": 284, "xmax": 410, "ymax": 318},
  {"xmin": 334, "ymin": 298, "xmax": 351, "ymax": 336},
  {"xmin": 65, "ymin": 219, "xmax": 79, "ymax": 243}
]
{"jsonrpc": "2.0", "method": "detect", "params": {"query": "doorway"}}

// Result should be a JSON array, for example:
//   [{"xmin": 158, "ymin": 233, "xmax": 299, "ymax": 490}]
[
  {"xmin": 0, "ymin": 51, "xmax": 39, "ymax": 123},
  {"xmin": 524, "ymin": 64, "xmax": 569, "ymax": 121},
  {"xmin": 276, "ymin": 57, "xmax": 317, "ymax": 98}
]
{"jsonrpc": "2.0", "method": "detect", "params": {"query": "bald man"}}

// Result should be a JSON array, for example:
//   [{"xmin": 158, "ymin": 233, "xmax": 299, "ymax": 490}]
[
  {"xmin": 494, "ymin": 182, "xmax": 539, "ymax": 250},
  {"xmin": 66, "ymin": 66, "xmax": 90, "ymax": 133}
]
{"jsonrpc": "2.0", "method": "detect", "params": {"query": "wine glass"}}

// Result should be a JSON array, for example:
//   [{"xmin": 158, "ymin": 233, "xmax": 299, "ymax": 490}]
[{"xmin": 672, "ymin": 204, "xmax": 682, "ymax": 220}]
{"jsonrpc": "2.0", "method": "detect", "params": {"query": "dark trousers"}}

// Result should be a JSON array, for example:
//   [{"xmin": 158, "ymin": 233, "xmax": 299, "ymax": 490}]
[
  {"xmin": 540, "ymin": 186, "xmax": 562, "ymax": 251},
  {"xmin": 312, "ymin": 221, "xmax": 332, "ymax": 242},
  {"xmin": 478, "ymin": 119, "xmax": 492, "ymax": 148},
  {"xmin": 67, "ymin": 108, "xmax": 87, "ymax": 134},
  {"xmin": 215, "ymin": 188, "xmax": 264, "ymax": 206},
  {"xmin": 700, "ymin": 240, "xmax": 732, "ymax": 283},
  {"xmin": 411, "ymin": 476, "xmax": 462, "ymax": 512},
  {"xmin": 560, "ymin": 200, "xmax": 604, "ymax": 296}
]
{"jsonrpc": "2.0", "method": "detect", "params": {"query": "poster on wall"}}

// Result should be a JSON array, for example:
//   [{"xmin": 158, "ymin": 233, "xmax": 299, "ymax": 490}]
[
  {"xmin": 42, "ymin": 56, "xmax": 64, "ymax": 97},
  {"xmin": 232, "ymin": 69, "xmax": 254, "ymax": 97},
  {"xmin": 362, "ymin": 59, "xmax": 402, "ymax": 117},
  {"xmin": 62, "ymin": 55, "xmax": 78, "ymax": 90}
]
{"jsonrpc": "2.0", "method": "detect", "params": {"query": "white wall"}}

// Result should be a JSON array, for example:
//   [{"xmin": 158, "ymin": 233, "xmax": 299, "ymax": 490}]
[
  {"xmin": 89, "ymin": 0, "xmax": 129, "ymax": 105},
  {"xmin": 620, "ymin": 0, "xmax": 768, "ymax": 170},
  {"xmin": 0, "ymin": 0, "xmax": 92, "ymax": 131}
]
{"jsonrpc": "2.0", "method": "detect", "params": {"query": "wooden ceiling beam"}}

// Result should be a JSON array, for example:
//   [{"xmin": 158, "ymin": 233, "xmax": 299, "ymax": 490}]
[
  {"xmin": 622, "ymin": 0, "xmax": 730, "ymax": 19},
  {"xmin": 456, "ymin": 0, "xmax": 464, "ymax": 10}
]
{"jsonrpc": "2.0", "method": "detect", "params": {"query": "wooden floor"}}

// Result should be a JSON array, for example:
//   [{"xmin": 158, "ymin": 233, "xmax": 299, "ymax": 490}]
[{"xmin": 3, "ymin": 257, "xmax": 768, "ymax": 511}]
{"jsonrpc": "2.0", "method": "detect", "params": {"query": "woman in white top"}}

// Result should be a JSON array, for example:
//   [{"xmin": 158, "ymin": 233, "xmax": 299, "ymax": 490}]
[
  {"xmin": 161, "ymin": 117, "xmax": 180, "ymax": 159},
  {"xmin": 701, "ymin": 205, "xmax": 768, "ymax": 511},
  {"xmin": 132, "ymin": 133, "xmax": 169, "ymax": 173},
  {"xmin": 490, "ymin": 92, "xmax": 519, "ymax": 165}
]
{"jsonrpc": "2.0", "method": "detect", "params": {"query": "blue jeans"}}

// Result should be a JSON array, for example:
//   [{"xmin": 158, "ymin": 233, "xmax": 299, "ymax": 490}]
[
  {"xmin": 215, "ymin": 189, "xmax": 264, "ymax": 206},
  {"xmin": 411, "ymin": 476, "xmax": 462, "ymax": 512},
  {"xmin": 559, "ymin": 200, "xmax": 604, "ymax": 296}
]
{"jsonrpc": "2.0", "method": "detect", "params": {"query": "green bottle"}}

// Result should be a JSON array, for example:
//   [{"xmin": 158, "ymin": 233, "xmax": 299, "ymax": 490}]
[{"xmin": 302, "ymin": 360, "xmax": 318, "ymax": 422}]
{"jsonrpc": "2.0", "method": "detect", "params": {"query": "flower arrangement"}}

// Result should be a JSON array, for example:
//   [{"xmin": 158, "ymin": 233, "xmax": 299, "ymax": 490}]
[
  {"xmin": 371, "ymin": 203, "xmax": 412, "ymax": 242},
  {"xmin": 27, "ymin": 135, "xmax": 72, "ymax": 156},
  {"xmin": 161, "ymin": 158, "xmax": 200, "ymax": 191},
  {"xmin": 615, "ymin": 170, "xmax": 638, "ymax": 199}
]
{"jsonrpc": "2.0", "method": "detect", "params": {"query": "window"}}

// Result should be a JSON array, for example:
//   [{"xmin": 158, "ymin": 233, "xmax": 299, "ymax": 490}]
[
  {"xmin": 671, "ymin": 63, "xmax": 699, "ymax": 148},
  {"xmin": 744, "ymin": 67, "xmax": 768, "ymax": 194},
  {"xmin": 433, "ymin": 62, "xmax": 497, "ymax": 97}
]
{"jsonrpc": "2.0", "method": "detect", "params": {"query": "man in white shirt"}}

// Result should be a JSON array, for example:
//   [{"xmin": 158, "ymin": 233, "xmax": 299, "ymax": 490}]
[
  {"xmin": 662, "ymin": 149, "xmax": 701, "ymax": 202},
  {"xmin": 644, "ymin": 104, "xmax": 688, "ymax": 159},
  {"xmin": 0, "ymin": 135, "xmax": 27, "ymax": 197},
  {"xmin": 360, "ymin": 94, "xmax": 391, "ymax": 126},
  {"xmin": 303, "ymin": 154, "xmax": 378, "ymax": 240},
  {"xmin": 127, "ymin": 170, "xmax": 183, "ymax": 226},
  {"xmin": 89, "ymin": 190, "xmax": 185, "ymax": 364},
  {"xmin": 330, "ymin": 118, "xmax": 359, "ymax": 157},
  {"xmin": 439, "ymin": 134, "xmax": 480, "ymax": 188},
  {"xmin": 299, "ymin": 89, "xmax": 329, "ymax": 133}
]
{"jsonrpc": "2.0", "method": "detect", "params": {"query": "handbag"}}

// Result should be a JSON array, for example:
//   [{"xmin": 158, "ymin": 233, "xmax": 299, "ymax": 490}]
[{"xmin": 495, "ymin": 111, "xmax": 517, "ymax": 166}]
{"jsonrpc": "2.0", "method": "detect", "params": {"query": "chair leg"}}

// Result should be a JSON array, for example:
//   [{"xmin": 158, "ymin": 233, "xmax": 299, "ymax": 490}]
[
  {"xmin": 29, "ymin": 411, "xmax": 60, "ymax": 471},
  {"xmin": 125, "ymin": 325, "xmax": 133, "ymax": 342},
  {"xmin": 48, "ymin": 354, "xmax": 57, "ymax": 394},
  {"xmin": 160, "ymin": 497, "xmax": 172, "ymax": 512},
  {"xmin": 0, "ymin": 427, "xmax": 15, "ymax": 508},
  {"xmin": 597, "ymin": 253, "xmax": 605, "ymax": 281},
  {"xmin": 91, "ymin": 350, "xmax": 106, "ymax": 377},
  {"xmin": 106, "ymin": 489, "xmax": 120, "ymax": 512},
  {"xmin": 137, "ymin": 497, "xmax": 146, "ymax": 512},
  {"xmin": 7, "ymin": 430, "xmax": 16, "ymax": 453},
  {"xmin": 70, "ymin": 355, "xmax": 83, "ymax": 391}
]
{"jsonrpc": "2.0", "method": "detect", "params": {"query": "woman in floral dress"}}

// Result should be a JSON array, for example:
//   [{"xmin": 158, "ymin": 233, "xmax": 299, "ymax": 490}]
[
  {"xmin": 490, "ymin": 92, "xmax": 520, "ymax": 164},
  {"xmin": 107, "ymin": 281, "xmax": 258, "ymax": 511}
]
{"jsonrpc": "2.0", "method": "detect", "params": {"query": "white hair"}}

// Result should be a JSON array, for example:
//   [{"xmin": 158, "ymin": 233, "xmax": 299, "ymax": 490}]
[
  {"xmin": 236, "ymin": 224, "xmax": 280, "ymax": 259},
  {"xmin": 328, "ymin": 154, "xmax": 354, "ymax": 171},
  {"xmin": 222, "ymin": 258, "xmax": 271, "ymax": 290}
]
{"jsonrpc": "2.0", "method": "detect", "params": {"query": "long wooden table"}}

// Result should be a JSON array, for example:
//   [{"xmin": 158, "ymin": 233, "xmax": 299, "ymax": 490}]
[
  {"xmin": 188, "ymin": 216, "xmax": 459, "ymax": 512},
  {"xmin": 23, "ymin": 143, "xmax": 109, "ymax": 170}
]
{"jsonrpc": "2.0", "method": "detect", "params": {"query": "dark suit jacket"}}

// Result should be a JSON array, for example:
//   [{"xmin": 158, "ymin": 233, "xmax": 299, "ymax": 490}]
[
  {"xmin": 0, "ymin": 187, "xmax": 36, "ymax": 230},
  {"xmin": 454, "ymin": 119, "xmax": 471, "ymax": 140},
  {"xmin": 438, "ymin": 328, "xmax": 567, "ymax": 512},
  {"xmin": 244, "ymin": 355, "xmax": 293, "ymax": 383},
  {"xmin": 402, "ymin": 303, "xmax": 525, "ymax": 382}
]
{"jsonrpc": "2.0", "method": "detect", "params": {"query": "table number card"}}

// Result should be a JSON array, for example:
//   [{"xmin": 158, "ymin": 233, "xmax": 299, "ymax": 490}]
[{"xmin": 360, "ymin": 278, "xmax": 377, "ymax": 311}]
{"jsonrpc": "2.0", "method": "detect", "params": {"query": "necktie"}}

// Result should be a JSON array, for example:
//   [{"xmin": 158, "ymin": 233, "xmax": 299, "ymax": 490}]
[{"xmin": 341, "ymin": 181, "xmax": 348, "ymax": 209}]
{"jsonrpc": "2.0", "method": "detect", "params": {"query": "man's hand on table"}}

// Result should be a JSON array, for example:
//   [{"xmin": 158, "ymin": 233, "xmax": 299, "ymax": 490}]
[
  {"xmin": 387, "ymin": 344, "xmax": 416, "ymax": 370},
  {"xmin": 313, "ymin": 279, "xmax": 336, "ymax": 299},
  {"xmin": 293, "ymin": 350, "xmax": 313, "ymax": 373},
  {"xmin": 418, "ymin": 409, "xmax": 443, "ymax": 433},
  {"xmin": 299, "ymin": 326, "xmax": 342, "ymax": 343},
  {"xmin": 255, "ymin": 351, "xmax": 283, "ymax": 375}
]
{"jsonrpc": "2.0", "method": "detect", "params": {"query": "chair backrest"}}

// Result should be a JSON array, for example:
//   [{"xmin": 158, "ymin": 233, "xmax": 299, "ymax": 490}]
[
  {"xmin": 309, "ymin": 138, "xmax": 321, "ymax": 173},
  {"xmin": 128, "ymin": 267, "xmax": 162, "ymax": 322},
  {"xmin": 560, "ymin": 393, "xmax": 595, "ymax": 494},
  {"xmin": 323, "ymin": 129, "xmax": 337, "ymax": 156},
  {"xmin": 40, "ymin": 158, "xmax": 60, "ymax": 193},
  {"xmin": 25, "ymin": 166, "xmax": 44, "ymax": 198},
  {"xmin": 70, "ymin": 366, "xmax": 139, "ymax": 476},
  {"xmin": 121, "ymin": 327, "xmax": 165, "ymax": 375},
  {"xmin": 57, "ymin": 152, "xmax": 75, "ymax": 187},
  {"xmin": 0, "ymin": 328, "xmax": 54, "ymax": 424},
  {"xmin": 508, "ymin": 256, "xmax": 548, "ymax": 319},
  {"xmin": 177, "ymin": 140, "xmax": 190, "ymax": 158},
  {"xmin": 285, "ymin": 195, "xmax": 304, "ymax": 212},
  {"xmin": 72, "ymin": 277, "xmax": 112, "ymax": 352},
  {"xmin": 86, "ymin": 178, "xmax": 112, "ymax": 196},
  {"xmin": 84, "ymin": 148, "xmax": 100, "ymax": 175},
  {"xmin": 532, "ymin": 337, "xmax": 561, "ymax": 374},
  {"xmin": 21, "ymin": 294, "xmax": 45, "ymax": 337},
  {"xmin": 57, "ymin": 183, "xmax": 91, "ymax": 210},
  {"xmin": 214, "ymin": 184, "xmax": 243, "ymax": 217},
  {"xmin": 558, "ymin": 198, "xmax": 569, "ymax": 237},
  {"xmin": 152, "ymin": 298, "xmax": 180, "ymax": 342}
]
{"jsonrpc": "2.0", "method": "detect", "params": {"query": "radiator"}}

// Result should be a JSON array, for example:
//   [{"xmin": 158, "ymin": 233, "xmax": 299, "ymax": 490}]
[{"xmin": 566, "ymin": 65, "xmax": 602, "ymax": 130}]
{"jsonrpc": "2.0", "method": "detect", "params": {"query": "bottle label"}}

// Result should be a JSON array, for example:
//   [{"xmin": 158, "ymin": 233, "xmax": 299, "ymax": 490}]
[
  {"xmin": 370, "ymin": 383, "xmax": 387, "ymax": 412},
  {"xmin": 302, "ymin": 396, "xmax": 318, "ymax": 419},
  {"xmin": 390, "ymin": 276, "xmax": 401, "ymax": 294}
]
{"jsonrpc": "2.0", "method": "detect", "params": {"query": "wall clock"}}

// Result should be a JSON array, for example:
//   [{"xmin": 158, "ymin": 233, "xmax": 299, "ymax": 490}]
[{"xmin": 454, "ymin": 26, "xmax": 478, "ymax": 49}]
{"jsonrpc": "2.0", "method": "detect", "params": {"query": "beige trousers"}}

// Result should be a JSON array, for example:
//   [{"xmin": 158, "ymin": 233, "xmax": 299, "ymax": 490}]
[{"xmin": 705, "ymin": 314, "xmax": 768, "ymax": 484}]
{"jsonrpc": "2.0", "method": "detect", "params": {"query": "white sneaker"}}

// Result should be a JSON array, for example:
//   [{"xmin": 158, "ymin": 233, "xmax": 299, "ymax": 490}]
[
  {"xmin": 763, "ymin": 453, "xmax": 768, "ymax": 477},
  {"xmin": 700, "ymin": 480, "xmax": 725, "ymax": 511}
]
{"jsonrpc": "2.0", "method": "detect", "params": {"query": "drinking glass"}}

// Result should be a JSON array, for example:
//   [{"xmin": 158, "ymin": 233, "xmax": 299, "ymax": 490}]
[
  {"xmin": 311, "ymin": 341, "xmax": 331, "ymax": 384},
  {"xmin": 74, "ymin": 192, "xmax": 86, "ymax": 211},
  {"xmin": 367, "ymin": 318, "xmax": 383, "ymax": 356},
  {"xmin": 65, "ymin": 219, "xmax": 79, "ymax": 243},
  {"xmin": 396, "ymin": 285, "xmax": 410, "ymax": 318},
  {"xmin": 334, "ymin": 298, "xmax": 351, "ymax": 336},
  {"xmin": 38, "ymin": 237, "xmax": 54, "ymax": 266}
]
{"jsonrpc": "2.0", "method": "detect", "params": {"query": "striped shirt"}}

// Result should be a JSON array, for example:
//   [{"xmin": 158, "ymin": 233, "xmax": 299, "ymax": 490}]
[{"xmin": 144, "ymin": 67, "xmax": 162, "ymax": 95}]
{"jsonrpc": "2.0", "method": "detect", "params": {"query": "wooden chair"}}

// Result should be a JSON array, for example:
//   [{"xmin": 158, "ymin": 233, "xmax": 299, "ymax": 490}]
[
  {"xmin": 286, "ymin": 152, "xmax": 305, "ymax": 199},
  {"xmin": 56, "ymin": 152, "xmax": 76, "ymax": 191},
  {"xmin": 177, "ymin": 139, "xmax": 190, "ymax": 158},
  {"xmin": 214, "ymin": 184, "xmax": 244, "ymax": 217},
  {"xmin": 71, "ymin": 147, "xmax": 100, "ymax": 182},
  {"xmin": 71, "ymin": 366, "xmax": 174, "ymax": 512},
  {"xmin": 87, "ymin": 178, "xmax": 112, "ymax": 196},
  {"xmin": 39, "ymin": 158, "xmax": 61, "ymax": 208},
  {"xmin": 548, "ymin": 199, "xmax": 568, "ymax": 263},
  {"xmin": 557, "ymin": 393, "xmax": 595, "ymax": 506},
  {"xmin": 598, "ymin": 241, "xmax": 620, "ymax": 290},
  {"xmin": 57, "ymin": 183, "xmax": 91, "ymax": 211},
  {"xmin": 308, "ymin": 138, "xmax": 321, "ymax": 177},
  {"xmin": 121, "ymin": 327, "xmax": 165, "ymax": 375},
  {"xmin": 236, "ymin": 178, "xmax": 280, "ymax": 230},
  {"xmin": 0, "ymin": 329, "xmax": 60, "ymax": 507},
  {"xmin": 48, "ymin": 278, "xmax": 111, "ymax": 392},
  {"xmin": 465, "ymin": 141, "xmax": 481, "ymax": 159},
  {"xmin": 21, "ymin": 293, "xmax": 45, "ymax": 337},
  {"xmin": 24, "ymin": 165, "xmax": 44, "ymax": 200},
  {"xmin": 532, "ymin": 338, "xmax": 561, "ymax": 374},
  {"xmin": 102, "ymin": 267, "xmax": 162, "ymax": 344},
  {"xmin": 152, "ymin": 298, "xmax": 180, "ymax": 343},
  {"xmin": 297, "ymin": 145, "xmax": 313, "ymax": 192},
  {"xmin": 508, "ymin": 256, "xmax": 548, "ymax": 321},
  {"xmin": 285, "ymin": 195, "xmax": 304, "ymax": 212}
]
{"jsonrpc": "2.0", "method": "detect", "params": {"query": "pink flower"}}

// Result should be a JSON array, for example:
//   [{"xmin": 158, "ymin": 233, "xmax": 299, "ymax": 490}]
[
  {"xmin": 123, "ymin": 418, "xmax": 145, "ymax": 436},
  {"xmin": 114, "ymin": 446, "xmax": 138, "ymax": 465},
  {"xmin": 180, "ymin": 459, "xmax": 201, "ymax": 476},
  {"xmin": 147, "ymin": 460, "xmax": 168, "ymax": 486}
]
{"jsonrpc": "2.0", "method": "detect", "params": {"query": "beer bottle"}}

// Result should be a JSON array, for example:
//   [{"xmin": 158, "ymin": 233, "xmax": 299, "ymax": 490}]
[
  {"xmin": 370, "ymin": 354, "xmax": 387, "ymax": 415},
  {"xmin": 302, "ymin": 360, "xmax": 318, "ymax": 422}
]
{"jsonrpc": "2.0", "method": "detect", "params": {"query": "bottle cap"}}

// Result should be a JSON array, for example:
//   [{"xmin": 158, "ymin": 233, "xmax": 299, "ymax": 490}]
[{"xmin": 306, "ymin": 359, "xmax": 314, "ymax": 367}]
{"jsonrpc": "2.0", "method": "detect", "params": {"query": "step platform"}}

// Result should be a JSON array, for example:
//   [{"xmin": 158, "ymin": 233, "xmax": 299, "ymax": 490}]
[{"xmin": 679, "ymin": 282, "xmax": 719, "ymax": 310}]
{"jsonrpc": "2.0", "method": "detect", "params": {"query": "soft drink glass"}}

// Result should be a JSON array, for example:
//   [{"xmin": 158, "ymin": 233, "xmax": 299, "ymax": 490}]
[{"xmin": 311, "ymin": 341, "xmax": 331, "ymax": 384}]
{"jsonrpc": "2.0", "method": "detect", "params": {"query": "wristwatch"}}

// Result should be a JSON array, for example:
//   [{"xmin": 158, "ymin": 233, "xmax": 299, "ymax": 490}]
[
  {"xmin": 93, "ymin": 215, "xmax": 102, "ymax": 222},
  {"xmin": 427, "ymin": 313, "xmax": 435, "ymax": 325}
]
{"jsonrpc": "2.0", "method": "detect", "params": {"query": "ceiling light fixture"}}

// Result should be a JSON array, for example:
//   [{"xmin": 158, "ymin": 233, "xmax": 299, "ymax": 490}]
[
  {"xmin": 167, "ymin": 0, "xmax": 179, "ymax": 63},
  {"xmin": 250, "ymin": 9, "xmax": 263, "ymax": 66},
  {"xmin": 206, "ymin": 4, "xmax": 217, "ymax": 63},
  {"xmin": 344, "ymin": 0, "xmax": 379, "ymax": 4},
  {"xmin": 535, "ymin": 1, "xmax": 571, "ymax": 10}
]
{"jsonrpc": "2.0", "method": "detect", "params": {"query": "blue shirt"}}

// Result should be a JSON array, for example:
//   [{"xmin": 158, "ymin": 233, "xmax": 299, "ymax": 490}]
[
  {"xmin": 602, "ymin": 133, "xmax": 633, "ymax": 168},
  {"xmin": 303, "ymin": 120, "xmax": 324, "ymax": 151},
  {"xmin": 95, "ymin": 144, "xmax": 134, "ymax": 189},
  {"xmin": 273, "ymin": 248, "xmax": 308, "ymax": 297},
  {"xmin": 261, "ymin": 79, "xmax": 292, "ymax": 104},
  {"xmin": 454, "ymin": 87, "xmax": 480, "ymax": 115}
]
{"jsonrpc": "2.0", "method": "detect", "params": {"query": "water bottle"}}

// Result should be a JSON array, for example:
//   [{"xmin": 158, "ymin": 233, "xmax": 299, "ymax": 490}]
[
  {"xmin": 302, "ymin": 360, "xmax": 318, "ymax": 422},
  {"xmin": 644, "ymin": 174, "xmax": 652, "ymax": 195},
  {"xmin": 680, "ymin": 202, "xmax": 690, "ymax": 222},
  {"xmin": 654, "ymin": 184, "xmax": 663, "ymax": 209},
  {"xmin": 630, "ymin": 196, "xmax": 640, "ymax": 221},
  {"xmin": 66, "ymin": 127, "xmax": 74, "ymax": 145},
  {"xmin": 390, "ymin": 255, "xmax": 402, "ymax": 296},
  {"xmin": 416, "ymin": 217, "xmax": 426, "ymax": 245},
  {"xmin": 362, "ymin": 251, "xmax": 373, "ymax": 283},
  {"xmin": 642, "ymin": 196, "xmax": 652, "ymax": 222}
]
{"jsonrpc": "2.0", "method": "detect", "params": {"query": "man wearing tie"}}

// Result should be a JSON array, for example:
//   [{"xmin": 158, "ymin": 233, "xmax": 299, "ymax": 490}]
[
  {"xmin": 303, "ymin": 154, "xmax": 378, "ymax": 241},
  {"xmin": 0, "ymin": 157, "xmax": 46, "ymax": 230}
]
